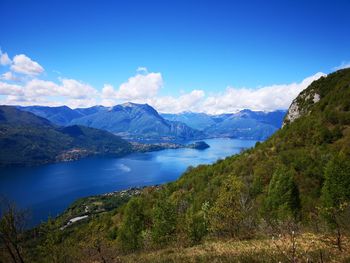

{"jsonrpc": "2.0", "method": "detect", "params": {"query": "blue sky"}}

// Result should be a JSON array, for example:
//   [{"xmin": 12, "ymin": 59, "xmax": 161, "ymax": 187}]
[{"xmin": 0, "ymin": 0, "xmax": 349, "ymax": 113}]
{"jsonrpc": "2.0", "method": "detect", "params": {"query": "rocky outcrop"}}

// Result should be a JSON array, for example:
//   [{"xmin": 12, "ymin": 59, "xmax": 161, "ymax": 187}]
[
  {"xmin": 283, "ymin": 98, "xmax": 300, "ymax": 127},
  {"xmin": 283, "ymin": 91, "xmax": 321, "ymax": 127}
]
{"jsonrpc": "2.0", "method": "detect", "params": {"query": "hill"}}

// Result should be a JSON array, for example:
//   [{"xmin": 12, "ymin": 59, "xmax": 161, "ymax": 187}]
[
  {"xmin": 0, "ymin": 106, "xmax": 133, "ymax": 166},
  {"xmin": 2, "ymin": 69, "xmax": 350, "ymax": 262}
]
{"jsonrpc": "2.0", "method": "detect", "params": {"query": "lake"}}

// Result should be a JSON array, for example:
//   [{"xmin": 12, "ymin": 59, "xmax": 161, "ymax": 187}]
[{"xmin": 0, "ymin": 138, "xmax": 256, "ymax": 226}]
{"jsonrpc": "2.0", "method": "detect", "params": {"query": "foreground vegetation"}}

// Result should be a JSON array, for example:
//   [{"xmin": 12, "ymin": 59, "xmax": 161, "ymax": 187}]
[{"xmin": 1, "ymin": 69, "xmax": 350, "ymax": 262}]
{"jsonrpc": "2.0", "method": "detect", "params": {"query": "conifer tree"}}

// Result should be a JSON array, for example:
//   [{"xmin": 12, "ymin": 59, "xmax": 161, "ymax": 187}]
[{"xmin": 265, "ymin": 167, "xmax": 301, "ymax": 221}]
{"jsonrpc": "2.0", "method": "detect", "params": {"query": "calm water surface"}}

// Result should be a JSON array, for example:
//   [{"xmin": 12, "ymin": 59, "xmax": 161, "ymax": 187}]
[{"xmin": 0, "ymin": 138, "xmax": 256, "ymax": 226}]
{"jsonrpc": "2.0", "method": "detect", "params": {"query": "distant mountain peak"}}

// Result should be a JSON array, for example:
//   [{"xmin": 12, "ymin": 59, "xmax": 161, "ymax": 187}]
[
  {"xmin": 111, "ymin": 102, "xmax": 158, "ymax": 115},
  {"xmin": 120, "ymin": 102, "xmax": 152, "ymax": 108},
  {"xmin": 240, "ymin": 109, "xmax": 253, "ymax": 113},
  {"xmin": 121, "ymin": 102, "xmax": 139, "ymax": 107}
]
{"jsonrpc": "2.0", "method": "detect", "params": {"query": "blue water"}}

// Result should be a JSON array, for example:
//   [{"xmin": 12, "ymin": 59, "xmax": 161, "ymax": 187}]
[{"xmin": 0, "ymin": 138, "xmax": 256, "ymax": 226}]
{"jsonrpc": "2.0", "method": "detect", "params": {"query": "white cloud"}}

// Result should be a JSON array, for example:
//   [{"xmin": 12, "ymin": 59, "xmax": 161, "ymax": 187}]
[
  {"xmin": 136, "ymin": 66, "xmax": 148, "ymax": 74},
  {"xmin": 1, "ymin": 94, "xmax": 51, "ymax": 106},
  {"xmin": 22, "ymin": 78, "xmax": 98, "ymax": 100},
  {"xmin": 11, "ymin": 54, "xmax": 44, "ymax": 75},
  {"xmin": 0, "ymin": 71, "xmax": 20, "ymax": 82},
  {"xmin": 198, "ymin": 72, "xmax": 326, "ymax": 114},
  {"xmin": 333, "ymin": 61, "xmax": 350, "ymax": 71},
  {"xmin": 103, "ymin": 70, "xmax": 163, "ymax": 101},
  {"xmin": 59, "ymin": 78, "xmax": 98, "ymax": 99},
  {"xmin": 0, "ymin": 51, "xmax": 327, "ymax": 113},
  {"xmin": 0, "ymin": 50, "xmax": 12, "ymax": 65},
  {"xmin": 135, "ymin": 72, "xmax": 325, "ymax": 114},
  {"xmin": 0, "ymin": 81, "xmax": 24, "ymax": 96},
  {"xmin": 150, "ymin": 90, "xmax": 205, "ymax": 113},
  {"xmin": 0, "ymin": 50, "xmax": 99, "ymax": 107},
  {"xmin": 0, "ymin": 77, "xmax": 99, "ymax": 108},
  {"xmin": 25, "ymin": 79, "xmax": 60, "ymax": 97},
  {"xmin": 65, "ymin": 98, "xmax": 98, "ymax": 109},
  {"xmin": 1, "ymin": 71, "xmax": 325, "ymax": 113},
  {"xmin": 101, "ymin": 84, "xmax": 117, "ymax": 99},
  {"xmin": 100, "ymin": 84, "xmax": 120, "ymax": 106},
  {"xmin": 99, "ymin": 72, "xmax": 205, "ymax": 112},
  {"xmin": 117, "ymin": 72, "xmax": 163, "ymax": 100}
]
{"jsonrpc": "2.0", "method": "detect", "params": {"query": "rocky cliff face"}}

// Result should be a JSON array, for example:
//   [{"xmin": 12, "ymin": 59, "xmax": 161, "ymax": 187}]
[
  {"xmin": 283, "ymin": 98, "xmax": 301, "ymax": 126},
  {"xmin": 283, "ymin": 80, "xmax": 324, "ymax": 127}
]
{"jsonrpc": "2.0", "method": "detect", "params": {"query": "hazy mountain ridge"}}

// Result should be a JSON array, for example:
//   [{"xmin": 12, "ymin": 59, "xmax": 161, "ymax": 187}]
[
  {"xmin": 20, "ymin": 104, "xmax": 285, "ymax": 141},
  {"xmin": 161, "ymin": 109, "xmax": 286, "ymax": 140},
  {"xmin": 161, "ymin": 112, "xmax": 217, "ymax": 131}
]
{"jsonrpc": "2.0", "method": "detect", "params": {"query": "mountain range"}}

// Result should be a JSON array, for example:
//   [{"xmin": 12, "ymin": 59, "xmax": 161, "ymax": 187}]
[
  {"xmin": 20, "ymin": 103, "xmax": 203, "ymax": 141},
  {"xmin": 19, "ymin": 103, "xmax": 286, "ymax": 141},
  {"xmin": 162, "ymin": 109, "xmax": 286, "ymax": 140}
]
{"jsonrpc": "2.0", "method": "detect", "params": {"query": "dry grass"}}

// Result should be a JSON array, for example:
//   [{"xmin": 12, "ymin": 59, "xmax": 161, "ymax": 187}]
[{"xmin": 117, "ymin": 233, "xmax": 350, "ymax": 263}]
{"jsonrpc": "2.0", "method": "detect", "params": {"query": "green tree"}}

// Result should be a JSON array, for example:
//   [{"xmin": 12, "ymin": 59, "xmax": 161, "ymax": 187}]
[
  {"xmin": 264, "ymin": 167, "xmax": 301, "ymax": 221},
  {"xmin": 117, "ymin": 197, "xmax": 145, "ymax": 251},
  {"xmin": 322, "ymin": 153, "xmax": 350, "ymax": 208},
  {"xmin": 186, "ymin": 206, "xmax": 208, "ymax": 244},
  {"xmin": 321, "ymin": 153, "xmax": 350, "ymax": 251},
  {"xmin": 209, "ymin": 175, "xmax": 247, "ymax": 237},
  {"xmin": 151, "ymin": 197, "xmax": 177, "ymax": 245},
  {"xmin": 38, "ymin": 217, "xmax": 63, "ymax": 263}
]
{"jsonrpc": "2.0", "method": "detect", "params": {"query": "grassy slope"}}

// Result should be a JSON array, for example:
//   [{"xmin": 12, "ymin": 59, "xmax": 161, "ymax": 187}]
[{"xmin": 120, "ymin": 234, "xmax": 350, "ymax": 263}]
